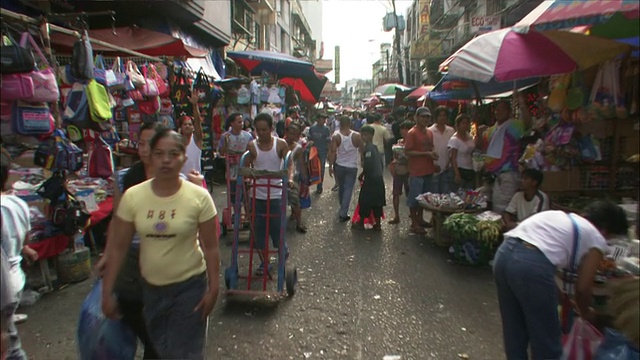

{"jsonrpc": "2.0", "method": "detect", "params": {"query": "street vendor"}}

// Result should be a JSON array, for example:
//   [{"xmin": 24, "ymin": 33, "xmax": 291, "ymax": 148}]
[
  {"xmin": 492, "ymin": 201, "xmax": 629, "ymax": 360},
  {"xmin": 479, "ymin": 93, "xmax": 532, "ymax": 213},
  {"xmin": 502, "ymin": 168, "xmax": 550, "ymax": 231}
]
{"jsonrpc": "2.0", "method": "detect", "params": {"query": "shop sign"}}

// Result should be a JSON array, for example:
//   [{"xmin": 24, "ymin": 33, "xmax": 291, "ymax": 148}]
[
  {"xmin": 470, "ymin": 16, "xmax": 501, "ymax": 34},
  {"xmin": 410, "ymin": 0, "xmax": 432, "ymax": 60}
]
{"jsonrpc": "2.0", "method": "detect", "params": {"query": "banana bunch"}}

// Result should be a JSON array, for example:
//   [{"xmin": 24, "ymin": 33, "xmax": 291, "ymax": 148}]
[{"xmin": 477, "ymin": 220, "xmax": 502, "ymax": 246}]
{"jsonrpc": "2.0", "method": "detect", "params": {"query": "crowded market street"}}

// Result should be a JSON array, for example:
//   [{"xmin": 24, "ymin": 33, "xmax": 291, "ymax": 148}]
[{"xmin": 17, "ymin": 173, "xmax": 504, "ymax": 359}]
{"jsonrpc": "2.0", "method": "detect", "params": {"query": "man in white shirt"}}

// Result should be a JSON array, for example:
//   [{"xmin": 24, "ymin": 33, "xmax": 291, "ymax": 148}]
[
  {"xmin": 428, "ymin": 106, "xmax": 455, "ymax": 194},
  {"xmin": 503, "ymin": 168, "xmax": 550, "ymax": 230}
]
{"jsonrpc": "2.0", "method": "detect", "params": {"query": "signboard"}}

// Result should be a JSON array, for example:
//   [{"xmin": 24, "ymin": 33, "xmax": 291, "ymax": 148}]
[
  {"xmin": 334, "ymin": 46, "xmax": 340, "ymax": 84},
  {"xmin": 470, "ymin": 16, "xmax": 501, "ymax": 34},
  {"xmin": 410, "ymin": 0, "xmax": 431, "ymax": 60}
]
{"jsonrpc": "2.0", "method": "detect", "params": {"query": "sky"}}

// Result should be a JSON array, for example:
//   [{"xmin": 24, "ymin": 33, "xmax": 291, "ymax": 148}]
[{"xmin": 321, "ymin": 0, "xmax": 413, "ymax": 88}]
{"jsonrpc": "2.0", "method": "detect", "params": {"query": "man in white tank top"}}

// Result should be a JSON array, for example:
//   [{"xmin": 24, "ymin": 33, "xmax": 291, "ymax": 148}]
[
  {"xmin": 328, "ymin": 115, "xmax": 364, "ymax": 222},
  {"xmin": 180, "ymin": 93, "xmax": 204, "ymax": 176},
  {"xmin": 246, "ymin": 113, "xmax": 292, "ymax": 274}
]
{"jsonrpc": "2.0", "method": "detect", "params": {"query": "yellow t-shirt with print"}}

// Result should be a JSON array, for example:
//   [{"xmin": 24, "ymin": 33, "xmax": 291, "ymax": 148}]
[{"xmin": 117, "ymin": 179, "xmax": 217, "ymax": 286}]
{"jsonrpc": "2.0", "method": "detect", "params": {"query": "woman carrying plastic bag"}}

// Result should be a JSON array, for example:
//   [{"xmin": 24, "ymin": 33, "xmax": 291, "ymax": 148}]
[{"xmin": 77, "ymin": 279, "xmax": 136, "ymax": 360}]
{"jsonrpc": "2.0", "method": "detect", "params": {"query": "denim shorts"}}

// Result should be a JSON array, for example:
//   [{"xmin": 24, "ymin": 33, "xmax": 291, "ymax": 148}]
[
  {"xmin": 392, "ymin": 174, "xmax": 410, "ymax": 196},
  {"xmin": 407, "ymin": 175, "xmax": 433, "ymax": 208}
]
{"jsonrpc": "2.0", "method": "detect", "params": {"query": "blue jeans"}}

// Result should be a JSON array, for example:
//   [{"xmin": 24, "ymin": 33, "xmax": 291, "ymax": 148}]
[
  {"xmin": 407, "ymin": 174, "xmax": 433, "ymax": 208},
  {"xmin": 493, "ymin": 238, "xmax": 562, "ymax": 360},
  {"xmin": 334, "ymin": 164, "xmax": 357, "ymax": 218},
  {"xmin": 317, "ymin": 152, "xmax": 328, "ymax": 191},
  {"xmin": 432, "ymin": 169, "xmax": 452, "ymax": 194},
  {"xmin": 254, "ymin": 199, "xmax": 285, "ymax": 250},
  {"xmin": 143, "ymin": 273, "xmax": 208, "ymax": 360}
]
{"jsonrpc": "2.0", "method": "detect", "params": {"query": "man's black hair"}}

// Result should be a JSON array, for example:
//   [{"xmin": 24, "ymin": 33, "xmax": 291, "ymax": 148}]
[
  {"xmin": 521, "ymin": 168, "xmax": 544, "ymax": 188},
  {"xmin": 583, "ymin": 201, "xmax": 629, "ymax": 236},
  {"xmin": 400, "ymin": 120, "xmax": 415, "ymax": 130},
  {"xmin": 254, "ymin": 113, "xmax": 274, "ymax": 128},
  {"xmin": 360, "ymin": 125, "xmax": 375, "ymax": 136},
  {"xmin": 140, "ymin": 121, "xmax": 167, "ymax": 136}
]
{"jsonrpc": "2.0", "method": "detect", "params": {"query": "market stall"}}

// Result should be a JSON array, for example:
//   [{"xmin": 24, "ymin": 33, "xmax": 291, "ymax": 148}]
[{"xmin": 1, "ymin": 8, "xmax": 227, "ymax": 291}]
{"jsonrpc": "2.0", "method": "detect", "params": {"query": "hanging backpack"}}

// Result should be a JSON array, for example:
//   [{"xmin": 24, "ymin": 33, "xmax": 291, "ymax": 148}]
[
  {"xmin": 85, "ymin": 79, "xmax": 112, "ymax": 122},
  {"xmin": 54, "ymin": 130, "xmax": 84, "ymax": 172},
  {"xmin": 71, "ymin": 30, "xmax": 94, "ymax": 80},
  {"xmin": 62, "ymin": 82, "xmax": 89, "ymax": 126},
  {"xmin": 87, "ymin": 137, "xmax": 114, "ymax": 179},
  {"xmin": 12, "ymin": 101, "xmax": 54, "ymax": 136}
]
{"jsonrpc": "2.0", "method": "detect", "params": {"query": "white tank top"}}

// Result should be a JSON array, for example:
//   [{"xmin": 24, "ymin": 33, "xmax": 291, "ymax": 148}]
[
  {"xmin": 336, "ymin": 131, "xmax": 358, "ymax": 168},
  {"xmin": 181, "ymin": 135, "xmax": 202, "ymax": 175},
  {"xmin": 253, "ymin": 137, "xmax": 283, "ymax": 200}
]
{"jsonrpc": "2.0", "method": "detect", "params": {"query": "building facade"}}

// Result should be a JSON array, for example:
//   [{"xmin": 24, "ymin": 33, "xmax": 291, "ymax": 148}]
[{"xmin": 403, "ymin": 0, "xmax": 543, "ymax": 86}]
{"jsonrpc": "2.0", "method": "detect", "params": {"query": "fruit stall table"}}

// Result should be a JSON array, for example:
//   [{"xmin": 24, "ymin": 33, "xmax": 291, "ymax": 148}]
[{"xmin": 421, "ymin": 204, "xmax": 484, "ymax": 247}]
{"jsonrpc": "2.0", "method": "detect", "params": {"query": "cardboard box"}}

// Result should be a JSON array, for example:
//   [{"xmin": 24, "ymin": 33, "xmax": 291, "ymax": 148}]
[{"xmin": 541, "ymin": 169, "xmax": 581, "ymax": 193}]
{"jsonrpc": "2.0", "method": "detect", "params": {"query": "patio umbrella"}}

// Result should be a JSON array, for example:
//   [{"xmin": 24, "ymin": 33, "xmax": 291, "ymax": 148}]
[
  {"xmin": 228, "ymin": 50, "xmax": 327, "ymax": 103},
  {"xmin": 439, "ymin": 27, "xmax": 629, "ymax": 83},
  {"xmin": 373, "ymin": 83, "xmax": 412, "ymax": 96},
  {"xmin": 278, "ymin": 76, "xmax": 328, "ymax": 103},
  {"xmin": 405, "ymin": 85, "xmax": 435, "ymax": 101},
  {"xmin": 429, "ymin": 74, "xmax": 540, "ymax": 101},
  {"xmin": 514, "ymin": 0, "xmax": 640, "ymax": 33}
]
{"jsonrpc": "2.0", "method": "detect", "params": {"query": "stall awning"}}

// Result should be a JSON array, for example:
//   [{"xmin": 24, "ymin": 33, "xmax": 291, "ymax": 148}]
[{"xmin": 49, "ymin": 26, "xmax": 208, "ymax": 58}]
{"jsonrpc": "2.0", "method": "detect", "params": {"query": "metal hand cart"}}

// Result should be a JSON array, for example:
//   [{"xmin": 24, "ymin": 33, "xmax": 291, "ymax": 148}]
[
  {"xmin": 224, "ymin": 151, "xmax": 298, "ymax": 298},
  {"xmin": 220, "ymin": 153, "xmax": 250, "ymax": 236}
]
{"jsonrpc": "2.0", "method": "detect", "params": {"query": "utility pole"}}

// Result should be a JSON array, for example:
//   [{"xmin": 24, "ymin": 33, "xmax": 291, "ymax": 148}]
[{"xmin": 391, "ymin": 0, "xmax": 404, "ymax": 84}]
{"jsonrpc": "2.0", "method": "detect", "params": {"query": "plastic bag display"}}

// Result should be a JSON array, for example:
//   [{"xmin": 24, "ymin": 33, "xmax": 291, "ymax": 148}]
[
  {"xmin": 594, "ymin": 328, "xmax": 640, "ymax": 360},
  {"xmin": 77, "ymin": 279, "xmax": 136, "ymax": 360},
  {"xmin": 561, "ymin": 318, "xmax": 603, "ymax": 360}
]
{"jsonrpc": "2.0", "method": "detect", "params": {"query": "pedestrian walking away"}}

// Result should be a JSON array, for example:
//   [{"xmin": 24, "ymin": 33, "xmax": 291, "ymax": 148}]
[
  {"xmin": 328, "ymin": 116, "xmax": 364, "ymax": 222},
  {"xmin": 307, "ymin": 113, "xmax": 331, "ymax": 194}
]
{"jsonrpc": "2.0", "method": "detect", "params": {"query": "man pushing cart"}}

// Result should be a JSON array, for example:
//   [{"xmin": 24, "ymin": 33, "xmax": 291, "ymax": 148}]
[{"xmin": 224, "ymin": 113, "xmax": 297, "ymax": 297}]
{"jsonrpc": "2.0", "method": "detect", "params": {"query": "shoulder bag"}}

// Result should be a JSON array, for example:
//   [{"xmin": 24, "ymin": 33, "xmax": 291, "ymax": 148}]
[{"xmin": 19, "ymin": 32, "xmax": 59, "ymax": 103}]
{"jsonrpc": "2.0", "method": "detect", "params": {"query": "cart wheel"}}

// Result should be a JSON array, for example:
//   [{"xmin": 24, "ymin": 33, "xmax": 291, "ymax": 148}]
[
  {"xmin": 285, "ymin": 266, "xmax": 297, "ymax": 296},
  {"xmin": 224, "ymin": 267, "xmax": 237, "ymax": 290}
]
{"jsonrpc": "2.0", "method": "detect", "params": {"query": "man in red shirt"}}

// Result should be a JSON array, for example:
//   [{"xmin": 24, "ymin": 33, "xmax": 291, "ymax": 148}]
[{"xmin": 405, "ymin": 107, "xmax": 438, "ymax": 234}]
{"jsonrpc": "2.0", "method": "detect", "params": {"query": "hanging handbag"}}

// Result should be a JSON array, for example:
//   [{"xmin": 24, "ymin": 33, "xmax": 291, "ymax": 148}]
[
  {"xmin": 54, "ymin": 129, "xmax": 84, "ymax": 172},
  {"xmin": 109, "ymin": 57, "xmax": 127, "ymax": 91},
  {"xmin": 93, "ymin": 54, "xmax": 117, "ymax": 88},
  {"xmin": 137, "ymin": 96, "xmax": 161, "ymax": 115},
  {"xmin": 12, "ymin": 101, "xmax": 54, "ymax": 136},
  {"xmin": 152, "ymin": 64, "xmax": 169, "ymax": 97},
  {"xmin": 141, "ymin": 65, "xmax": 159, "ymax": 97},
  {"xmin": 0, "ymin": 32, "xmax": 35, "ymax": 74},
  {"xmin": 192, "ymin": 67, "xmax": 211, "ymax": 102},
  {"xmin": 88, "ymin": 137, "xmax": 114, "ymax": 179},
  {"xmin": 126, "ymin": 61, "xmax": 145, "ymax": 88},
  {"xmin": 71, "ymin": 30, "xmax": 94, "ymax": 80},
  {"xmin": 18, "ymin": 32, "xmax": 59, "ymax": 103},
  {"xmin": 0, "ymin": 73, "xmax": 34, "ymax": 100},
  {"xmin": 85, "ymin": 79, "xmax": 112, "ymax": 122},
  {"xmin": 170, "ymin": 66, "xmax": 191, "ymax": 117}
]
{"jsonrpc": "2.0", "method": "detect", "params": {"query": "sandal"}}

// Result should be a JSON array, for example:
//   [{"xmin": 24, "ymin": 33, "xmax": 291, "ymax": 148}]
[{"xmin": 296, "ymin": 225, "xmax": 307, "ymax": 233}]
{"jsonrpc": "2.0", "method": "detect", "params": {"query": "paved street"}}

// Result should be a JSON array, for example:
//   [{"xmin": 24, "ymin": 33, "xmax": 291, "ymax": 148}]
[{"xmin": 18, "ymin": 173, "xmax": 504, "ymax": 360}]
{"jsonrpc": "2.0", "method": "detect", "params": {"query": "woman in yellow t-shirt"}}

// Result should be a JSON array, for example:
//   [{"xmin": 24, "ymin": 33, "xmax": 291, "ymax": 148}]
[{"xmin": 102, "ymin": 129, "xmax": 220, "ymax": 360}]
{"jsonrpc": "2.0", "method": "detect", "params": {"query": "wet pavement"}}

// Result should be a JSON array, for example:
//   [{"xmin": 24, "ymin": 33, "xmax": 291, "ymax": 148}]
[{"xmin": 17, "ymin": 173, "xmax": 504, "ymax": 359}]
